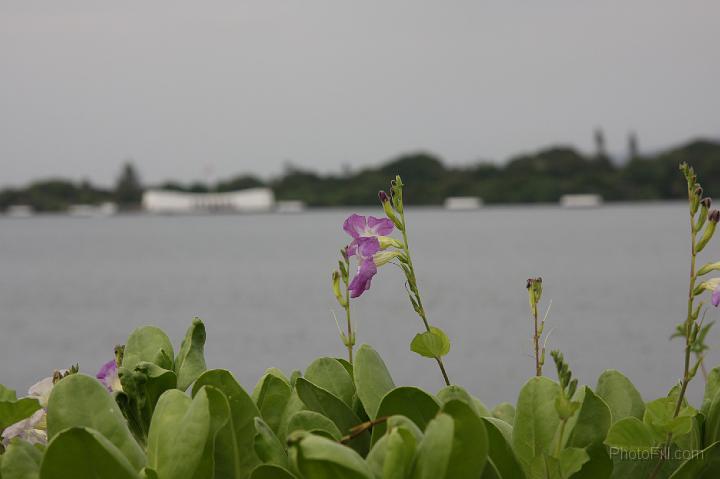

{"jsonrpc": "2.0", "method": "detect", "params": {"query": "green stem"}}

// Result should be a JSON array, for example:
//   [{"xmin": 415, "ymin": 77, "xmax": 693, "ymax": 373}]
[
  {"xmin": 555, "ymin": 419, "xmax": 568, "ymax": 458},
  {"xmin": 399, "ymin": 213, "xmax": 451, "ymax": 386},
  {"xmin": 343, "ymin": 258, "xmax": 353, "ymax": 363},
  {"xmin": 649, "ymin": 192, "xmax": 698, "ymax": 479},
  {"xmin": 533, "ymin": 301, "xmax": 541, "ymax": 376}
]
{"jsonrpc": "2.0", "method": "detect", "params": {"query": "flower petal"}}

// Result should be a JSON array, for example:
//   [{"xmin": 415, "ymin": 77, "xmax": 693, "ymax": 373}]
[
  {"xmin": 28, "ymin": 376, "xmax": 55, "ymax": 408},
  {"xmin": 356, "ymin": 237, "xmax": 380, "ymax": 259},
  {"xmin": 96, "ymin": 360, "xmax": 122, "ymax": 392},
  {"xmin": 349, "ymin": 259, "xmax": 377, "ymax": 298},
  {"xmin": 1, "ymin": 409, "xmax": 47, "ymax": 447},
  {"xmin": 343, "ymin": 214, "xmax": 368, "ymax": 239},
  {"xmin": 367, "ymin": 216, "xmax": 394, "ymax": 236},
  {"xmin": 713, "ymin": 286, "xmax": 720, "ymax": 307}
]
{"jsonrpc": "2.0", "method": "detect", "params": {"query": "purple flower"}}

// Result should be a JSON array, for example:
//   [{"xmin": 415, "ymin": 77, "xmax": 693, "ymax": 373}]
[
  {"xmin": 97, "ymin": 360, "xmax": 123, "ymax": 392},
  {"xmin": 349, "ymin": 259, "xmax": 378, "ymax": 298},
  {"xmin": 343, "ymin": 214, "xmax": 394, "ymax": 239},
  {"xmin": 2, "ymin": 409, "xmax": 47, "ymax": 447},
  {"xmin": 713, "ymin": 286, "xmax": 720, "ymax": 307}
]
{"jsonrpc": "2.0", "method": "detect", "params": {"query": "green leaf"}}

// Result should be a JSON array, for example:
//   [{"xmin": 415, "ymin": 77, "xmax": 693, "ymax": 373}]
[
  {"xmin": 370, "ymin": 387, "xmax": 440, "ymax": 446},
  {"xmin": 40, "ymin": 428, "xmax": 140, "ymax": 479},
  {"xmin": 0, "ymin": 438, "xmax": 42, "ymax": 479},
  {"xmin": 254, "ymin": 373, "xmax": 292, "ymax": 437},
  {"xmin": 117, "ymin": 362, "xmax": 177, "ymax": 447},
  {"xmin": 192, "ymin": 369, "xmax": 262, "ymax": 479},
  {"xmin": 146, "ymin": 387, "xmax": 229, "ymax": 479},
  {"xmin": 253, "ymin": 417, "xmax": 289, "ymax": 469},
  {"xmin": 702, "ymin": 367, "xmax": 720, "ymax": 416},
  {"xmin": 410, "ymin": 327, "xmax": 451, "ymax": 358},
  {"xmin": 482, "ymin": 417, "xmax": 526, "ymax": 479},
  {"xmin": 0, "ymin": 384, "xmax": 16, "ymax": 402},
  {"xmin": 669, "ymin": 440, "xmax": 720, "ymax": 478},
  {"xmin": 250, "ymin": 464, "xmax": 297, "ymax": 479},
  {"xmin": 644, "ymin": 396, "xmax": 696, "ymax": 438},
  {"xmin": 604, "ymin": 417, "xmax": 659, "ymax": 452},
  {"xmin": 558, "ymin": 447, "xmax": 590, "ymax": 478},
  {"xmin": 353, "ymin": 345, "xmax": 395, "ymax": 420},
  {"xmin": 511, "ymin": 376, "xmax": 562, "ymax": 474},
  {"xmin": 174, "ymin": 318, "xmax": 207, "ymax": 391},
  {"xmin": 287, "ymin": 411, "xmax": 342, "ymax": 441},
  {"xmin": 122, "ymin": 326, "xmax": 174, "ymax": 371},
  {"xmin": 567, "ymin": 388, "xmax": 612, "ymax": 448},
  {"xmin": 437, "ymin": 385, "xmax": 490, "ymax": 418},
  {"xmin": 291, "ymin": 432, "xmax": 373, "ymax": 479},
  {"xmin": 492, "ymin": 402, "xmax": 516, "ymax": 425},
  {"xmin": 295, "ymin": 378, "xmax": 369, "ymax": 455},
  {"xmin": 0, "ymin": 398, "xmax": 41, "ymax": 432},
  {"xmin": 595, "ymin": 370, "xmax": 644, "ymax": 423},
  {"xmin": 304, "ymin": 358, "xmax": 355, "ymax": 408},
  {"xmin": 47, "ymin": 374, "xmax": 146, "ymax": 471},
  {"xmin": 442, "ymin": 399, "xmax": 489, "ymax": 478},
  {"xmin": 410, "ymin": 413, "xmax": 454, "ymax": 479},
  {"xmin": 366, "ymin": 427, "xmax": 417, "ymax": 479},
  {"xmin": 704, "ymin": 381, "xmax": 720, "ymax": 445}
]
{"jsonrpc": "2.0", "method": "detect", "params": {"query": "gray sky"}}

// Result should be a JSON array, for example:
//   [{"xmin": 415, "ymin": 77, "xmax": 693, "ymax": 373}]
[{"xmin": 1, "ymin": 1, "xmax": 718, "ymax": 187}]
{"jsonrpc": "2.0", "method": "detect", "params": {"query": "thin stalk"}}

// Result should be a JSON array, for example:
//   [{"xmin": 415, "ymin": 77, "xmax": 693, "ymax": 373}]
[
  {"xmin": 533, "ymin": 302, "xmax": 541, "ymax": 376},
  {"xmin": 399, "ymin": 213, "xmax": 451, "ymax": 386},
  {"xmin": 649, "ymin": 192, "xmax": 698, "ymax": 479},
  {"xmin": 555, "ymin": 419, "xmax": 568, "ymax": 458}
]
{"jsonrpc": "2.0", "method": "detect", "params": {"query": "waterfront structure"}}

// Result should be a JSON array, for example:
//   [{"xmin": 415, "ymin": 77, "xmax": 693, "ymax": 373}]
[{"xmin": 142, "ymin": 188, "xmax": 274, "ymax": 213}]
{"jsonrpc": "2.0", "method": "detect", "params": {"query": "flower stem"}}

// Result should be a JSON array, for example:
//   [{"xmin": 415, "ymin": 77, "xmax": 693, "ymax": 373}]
[
  {"xmin": 398, "ymin": 213, "xmax": 451, "ymax": 386},
  {"xmin": 342, "ymin": 255, "xmax": 354, "ymax": 363},
  {"xmin": 533, "ymin": 303, "xmax": 541, "ymax": 377},
  {"xmin": 649, "ymin": 186, "xmax": 699, "ymax": 479}
]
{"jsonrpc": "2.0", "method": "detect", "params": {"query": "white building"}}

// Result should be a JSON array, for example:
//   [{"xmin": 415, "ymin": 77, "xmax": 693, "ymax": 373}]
[{"xmin": 142, "ymin": 188, "xmax": 275, "ymax": 213}]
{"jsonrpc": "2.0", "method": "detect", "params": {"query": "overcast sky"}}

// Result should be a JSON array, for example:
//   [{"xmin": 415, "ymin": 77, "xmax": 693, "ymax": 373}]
[{"xmin": 1, "ymin": 1, "xmax": 718, "ymax": 187}]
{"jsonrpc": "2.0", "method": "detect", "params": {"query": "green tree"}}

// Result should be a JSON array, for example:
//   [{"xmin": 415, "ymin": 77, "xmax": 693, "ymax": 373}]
[{"xmin": 114, "ymin": 162, "xmax": 143, "ymax": 208}]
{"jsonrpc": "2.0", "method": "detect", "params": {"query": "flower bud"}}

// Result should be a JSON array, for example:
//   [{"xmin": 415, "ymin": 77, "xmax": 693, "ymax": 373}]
[
  {"xmin": 696, "ymin": 201, "xmax": 710, "ymax": 232},
  {"xmin": 373, "ymin": 250, "xmax": 405, "ymax": 267},
  {"xmin": 332, "ymin": 271, "xmax": 346, "ymax": 307},
  {"xmin": 697, "ymin": 211, "xmax": 719, "ymax": 252},
  {"xmin": 377, "ymin": 236, "xmax": 403, "ymax": 250},
  {"xmin": 698, "ymin": 261, "xmax": 720, "ymax": 276},
  {"xmin": 114, "ymin": 345, "xmax": 125, "ymax": 368},
  {"xmin": 692, "ymin": 185, "xmax": 703, "ymax": 214},
  {"xmin": 382, "ymin": 199, "xmax": 403, "ymax": 230},
  {"xmin": 378, "ymin": 190, "xmax": 389, "ymax": 203}
]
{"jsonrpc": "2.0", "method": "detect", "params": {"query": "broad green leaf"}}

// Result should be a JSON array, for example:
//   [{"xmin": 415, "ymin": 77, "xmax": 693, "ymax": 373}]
[
  {"xmin": 295, "ymin": 378, "xmax": 369, "ymax": 455},
  {"xmin": 669, "ymin": 440, "xmax": 720, "ymax": 478},
  {"xmin": 567, "ymin": 388, "xmax": 612, "ymax": 448},
  {"xmin": 47, "ymin": 374, "xmax": 145, "ymax": 471},
  {"xmin": 371, "ymin": 387, "xmax": 440, "ymax": 446},
  {"xmin": 0, "ymin": 398, "xmax": 41, "ymax": 432},
  {"xmin": 254, "ymin": 373, "xmax": 292, "ymax": 436},
  {"xmin": 569, "ymin": 443, "xmax": 612, "ymax": 479},
  {"xmin": 174, "ymin": 318, "xmax": 207, "ymax": 391},
  {"xmin": 276, "ymin": 391, "xmax": 306, "ymax": 441},
  {"xmin": 0, "ymin": 438, "xmax": 42, "ymax": 479},
  {"xmin": 558, "ymin": 447, "xmax": 590, "ymax": 478},
  {"xmin": 122, "ymin": 326, "xmax": 174, "ymax": 371},
  {"xmin": 353, "ymin": 345, "xmax": 395, "ymax": 419},
  {"xmin": 436, "ymin": 385, "xmax": 490, "ymax": 417},
  {"xmin": 40, "ymin": 427, "xmax": 139, "ymax": 479},
  {"xmin": 410, "ymin": 327, "xmax": 451, "ymax": 358},
  {"xmin": 595, "ymin": 370, "xmax": 644, "ymax": 423},
  {"xmin": 511, "ymin": 376, "xmax": 561, "ymax": 474},
  {"xmin": 442, "ymin": 399, "xmax": 489, "ymax": 478},
  {"xmin": 291, "ymin": 432, "xmax": 373, "ymax": 479},
  {"xmin": 604, "ymin": 417, "xmax": 659, "ymax": 452},
  {"xmin": 304, "ymin": 358, "xmax": 355, "ymax": 408},
  {"xmin": 492, "ymin": 402, "xmax": 516, "ymax": 425},
  {"xmin": 117, "ymin": 362, "xmax": 177, "ymax": 446},
  {"xmin": 410, "ymin": 413, "xmax": 454, "ymax": 479},
  {"xmin": 250, "ymin": 464, "xmax": 297, "ymax": 479},
  {"xmin": 702, "ymin": 367, "xmax": 720, "ymax": 416},
  {"xmin": 193, "ymin": 369, "xmax": 261, "ymax": 479},
  {"xmin": 146, "ymin": 387, "xmax": 229, "ymax": 479},
  {"xmin": 287, "ymin": 411, "xmax": 342, "ymax": 441},
  {"xmin": 386, "ymin": 415, "xmax": 424, "ymax": 443},
  {"xmin": 704, "ymin": 382, "xmax": 720, "ymax": 445},
  {"xmin": 254, "ymin": 417, "xmax": 289, "ymax": 469},
  {"xmin": 0, "ymin": 384, "xmax": 16, "ymax": 402},
  {"xmin": 366, "ymin": 427, "xmax": 416, "ymax": 479},
  {"xmin": 644, "ymin": 396, "xmax": 696, "ymax": 438},
  {"xmin": 482, "ymin": 417, "xmax": 526, "ymax": 479}
]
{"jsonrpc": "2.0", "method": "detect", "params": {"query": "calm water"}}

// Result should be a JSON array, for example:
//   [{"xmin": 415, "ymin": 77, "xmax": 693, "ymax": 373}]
[{"xmin": 0, "ymin": 204, "xmax": 716, "ymax": 407}]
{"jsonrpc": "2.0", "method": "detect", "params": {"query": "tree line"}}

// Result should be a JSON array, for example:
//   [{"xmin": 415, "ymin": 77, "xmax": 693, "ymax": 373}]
[{"xmin": 2, "ymin": 138, "xmax": 719, "ymax": 212}]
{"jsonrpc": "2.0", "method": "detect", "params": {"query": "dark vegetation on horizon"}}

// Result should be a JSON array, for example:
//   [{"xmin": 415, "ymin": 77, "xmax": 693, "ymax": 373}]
[{"xmin": 2, "ymin": 138, "xmax": 720, "ymax": 212}]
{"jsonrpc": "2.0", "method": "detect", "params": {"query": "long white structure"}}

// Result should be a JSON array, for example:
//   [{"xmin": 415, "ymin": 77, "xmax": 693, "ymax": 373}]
[{"xmin": 142, "ymin": 188, "xmax": 275, "ymax": 213}]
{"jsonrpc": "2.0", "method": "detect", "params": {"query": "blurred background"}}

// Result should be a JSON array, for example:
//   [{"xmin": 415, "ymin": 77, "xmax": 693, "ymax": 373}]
[{"xmin": 1, "ymin": 1, "xmax": 719, "ymax": 406}]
